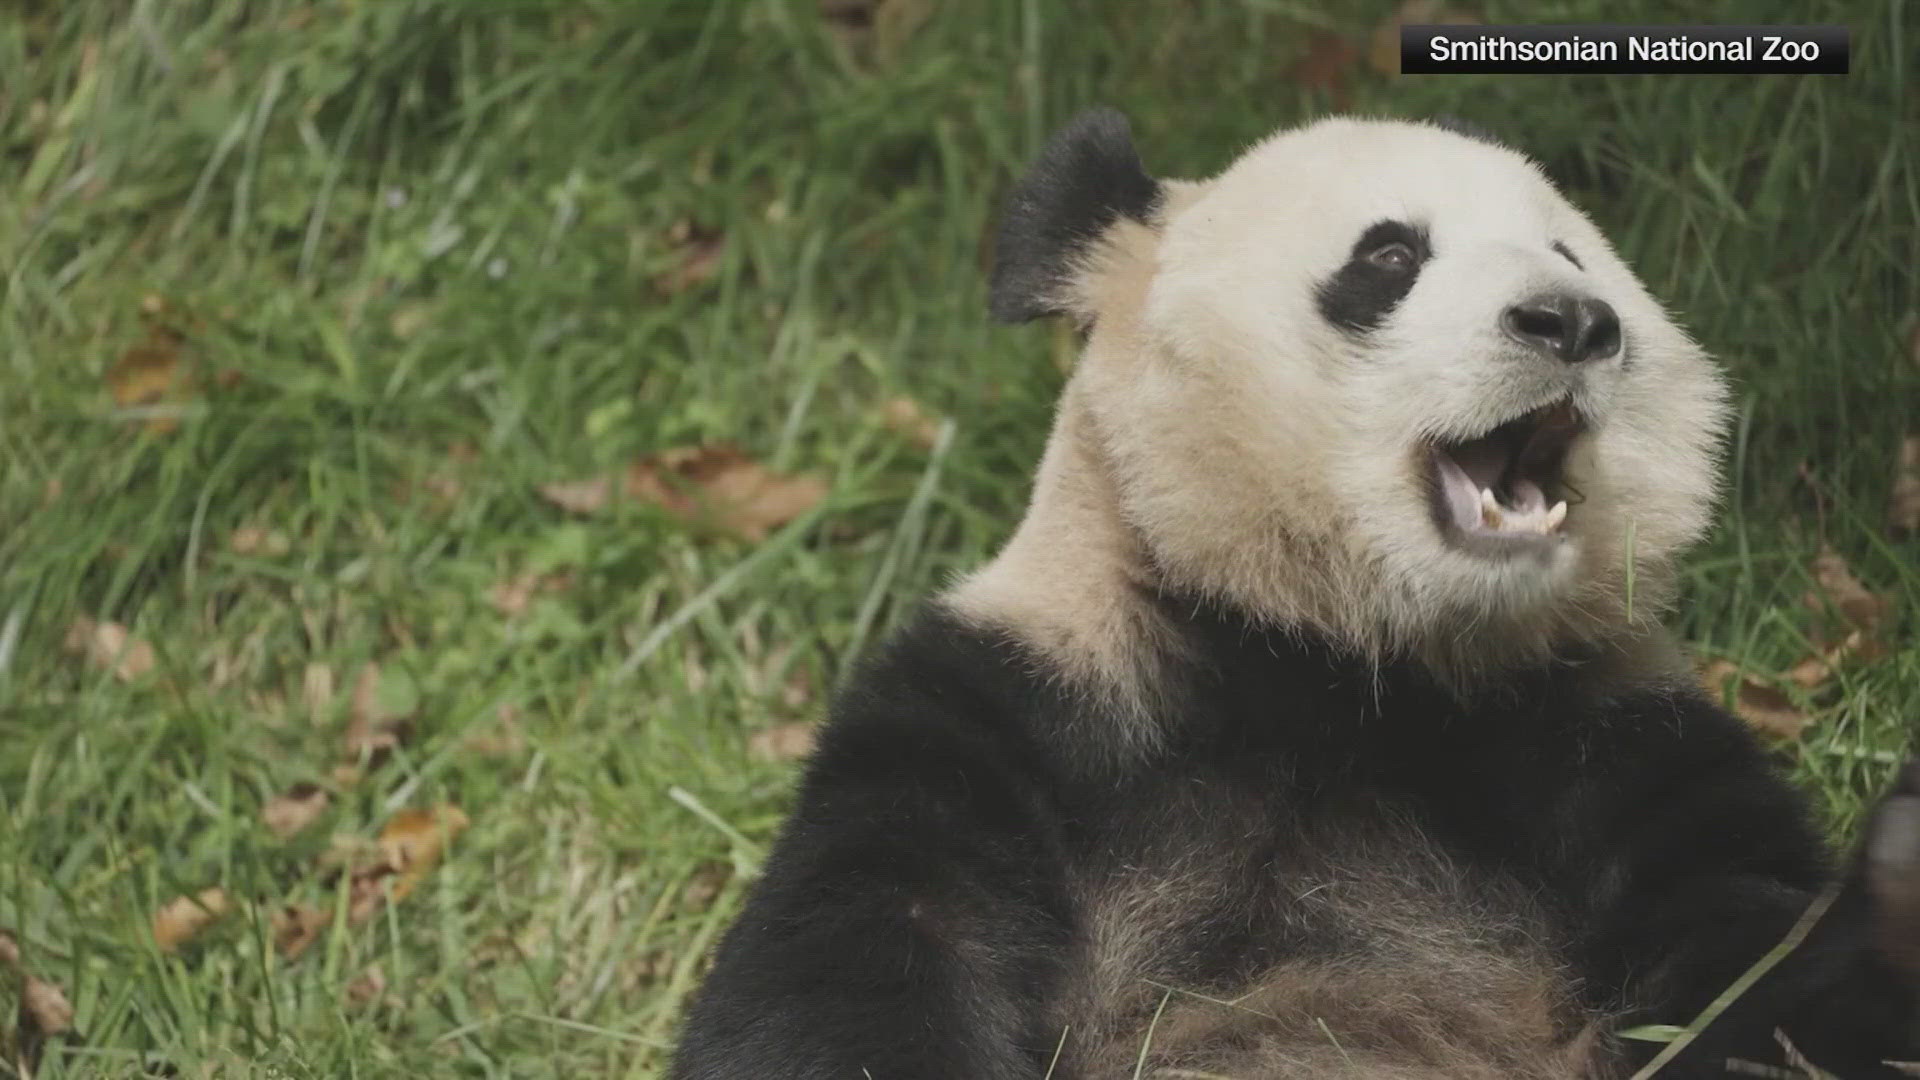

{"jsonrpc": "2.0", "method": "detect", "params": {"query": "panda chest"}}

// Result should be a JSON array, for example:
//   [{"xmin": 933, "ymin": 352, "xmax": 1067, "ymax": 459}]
[{"xmin": 1052, "ymin": 780, "xmax": 1591, "ymax": 1077}]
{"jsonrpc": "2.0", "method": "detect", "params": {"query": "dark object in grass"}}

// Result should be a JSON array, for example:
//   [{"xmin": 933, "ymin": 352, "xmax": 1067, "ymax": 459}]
[{"xmin": 672, "ymin": 110, "xmax": 1920, "ymax": 1079}]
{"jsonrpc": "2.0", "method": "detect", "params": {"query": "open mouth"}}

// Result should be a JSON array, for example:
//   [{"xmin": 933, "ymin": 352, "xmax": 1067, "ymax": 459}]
[{"xmin": 1428, "ymin": 398, "xmax": 1586, "ymax": 552}]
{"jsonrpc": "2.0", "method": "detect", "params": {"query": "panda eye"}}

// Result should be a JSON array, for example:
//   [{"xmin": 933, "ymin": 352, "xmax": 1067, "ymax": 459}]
[{"xmin": 1367, "ymin": 242, "xmax": 1417, "ymax": 271}]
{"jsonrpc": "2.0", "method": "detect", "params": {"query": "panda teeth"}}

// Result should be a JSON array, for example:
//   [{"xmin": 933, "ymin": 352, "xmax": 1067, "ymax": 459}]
[
  {"xmin": 1479, "ymin": 488, "xmax": 1570, "ymax": 536},
  {"xmin": 1478, "ymin": 487, "xmax": 1504, "ymax": 528},
  {"xmin": 1544, "ymin": 500, "xmax": 1568, "ymax": 532}
]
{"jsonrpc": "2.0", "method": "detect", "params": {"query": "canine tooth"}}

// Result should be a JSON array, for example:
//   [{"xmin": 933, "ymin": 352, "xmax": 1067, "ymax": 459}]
[
  {"xmin": 1479, "ymin": 487, "xmax": 1502, "ymax": 528},
  {"xmin": 1545, "ymin": 501, "xmax": 1568, "ymax": 532}
]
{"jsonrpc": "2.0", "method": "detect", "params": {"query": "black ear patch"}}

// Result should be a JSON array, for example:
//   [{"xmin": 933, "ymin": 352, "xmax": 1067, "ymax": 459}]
[
  {"xmin": 988, "ymin": 108, "xmax": 1162, "ymax": 324},
  {"xmin": 1431, "ymin": 115, "xmax": 1508, "ymax": 150}
]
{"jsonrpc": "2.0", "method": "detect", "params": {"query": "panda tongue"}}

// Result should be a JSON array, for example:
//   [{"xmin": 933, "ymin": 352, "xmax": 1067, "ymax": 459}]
[
  {"xmin": 1436, "ymin": 450, "xmax": 1486, "ymax": 531},
  {"xmin": 1435, "ymin": 444, "xmax": 1562, "ymax": 536}
]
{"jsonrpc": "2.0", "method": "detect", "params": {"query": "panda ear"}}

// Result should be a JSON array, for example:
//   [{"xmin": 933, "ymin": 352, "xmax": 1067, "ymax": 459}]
[
  {"xmin": 989, "ymin": 108, "xmax": 1163, "ymax": 324},
  {"xmin": 1431, "ymin": 115, "xmax": 1509, "ymax": 150}
]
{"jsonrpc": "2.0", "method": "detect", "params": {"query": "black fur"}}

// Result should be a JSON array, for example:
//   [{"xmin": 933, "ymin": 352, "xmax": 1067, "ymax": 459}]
[
  {"xmin": 672, "ymin": 595, "xmax": 1920, "ymax": 1078},
  {"xmin": 988, "ymin": 108, "xmax": 1162, "ymax": 324},
  {"xmin": 1315, "ymin": 219, "xmax": 1432, "ymax": 334}
]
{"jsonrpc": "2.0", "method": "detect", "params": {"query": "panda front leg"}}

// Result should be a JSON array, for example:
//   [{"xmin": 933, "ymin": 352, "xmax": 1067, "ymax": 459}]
[
  {"xmin": 668, "ymin": 706, "xmax": 1076, "ymax": 1080},
  {"xmin": 1548, "ymin": 704, "xmax": 1920, "ymax": 1078}
]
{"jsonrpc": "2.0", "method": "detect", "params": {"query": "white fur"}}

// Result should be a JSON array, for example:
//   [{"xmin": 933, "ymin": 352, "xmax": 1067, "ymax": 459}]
[{"xmin": 949, "ymin": 117, "xmax": 1726, "ymax": 729}]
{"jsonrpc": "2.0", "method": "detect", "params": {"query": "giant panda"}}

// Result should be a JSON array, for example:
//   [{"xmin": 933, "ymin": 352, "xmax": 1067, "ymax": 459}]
[{"xmin": 670, "ymin": 110, "xmax": 1920, "ymax": 1078}]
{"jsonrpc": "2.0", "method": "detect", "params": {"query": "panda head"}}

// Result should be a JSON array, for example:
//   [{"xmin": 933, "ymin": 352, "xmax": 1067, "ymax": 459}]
[{"xmin": 986, "ymin": 110, "xmax": 1729, "ymax": 676}]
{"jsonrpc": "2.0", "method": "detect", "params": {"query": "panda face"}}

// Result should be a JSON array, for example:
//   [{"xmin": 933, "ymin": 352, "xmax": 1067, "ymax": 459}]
[{"xmin": 1109, "ymin": 118, "xmax": 1728, "ymax": 656}]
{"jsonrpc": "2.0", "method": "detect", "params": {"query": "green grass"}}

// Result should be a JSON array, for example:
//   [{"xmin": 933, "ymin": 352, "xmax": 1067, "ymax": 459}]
[{"xmin": 1, "ymin": 0, "xmax": 1915, "ymax": 1075}]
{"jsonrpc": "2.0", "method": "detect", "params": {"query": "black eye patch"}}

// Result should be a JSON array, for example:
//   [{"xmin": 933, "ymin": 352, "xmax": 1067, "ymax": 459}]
[
  {"xmin": 1315, "ymin": 221, "xmax": 1432, "ymax": 334},
  {"xmin": 1551, "ymin": 241, "xmax": 1583, "ymax": 269}
]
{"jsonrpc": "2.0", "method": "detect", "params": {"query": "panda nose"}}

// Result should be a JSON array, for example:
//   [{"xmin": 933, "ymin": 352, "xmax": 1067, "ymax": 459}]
[{"xmin": 1501, "ymin": 294, "xmax": 1621, "ymax": 364}]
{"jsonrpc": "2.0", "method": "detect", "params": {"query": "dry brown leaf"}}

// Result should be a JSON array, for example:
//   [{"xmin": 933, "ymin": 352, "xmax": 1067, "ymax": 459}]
[
  {"xmin": 681, "ymin": 862, "xmax": 732, "ymax": 912},
  {"xmin": 341, "ymin": 804, "xmax": 470, "ymax": 923},
  {"xmin": 271, "ymin": 903, "xmax": 330, "ymax": 959},
  {"xmin": 1368, "ymin": 0, "xmax": 1480, "ymax": 76},
  {"xmin": 1700, "ymin": 660, "xmax": 1811, "ymax": 741},
  {"xmin": 488, "ymin": 572, "xmax": 570, "ymax": 619},
  {"xmin": 1804, "ymin": 545, "xmax": 1891, "ymax": 637},
  {"xmin": 780, "ymin": 667, "xmax": 813, "ymax": 713},
  {"xmin": 347, "ymin": 963, "xmax": 386, "ymax": 1005},
  {"xmin": 541, "ymin": 445, "xmax": 827, "ymax": 541},
  {"xmin": 626, "ymin": 444, "xmax": 827, "ymax": 541},
  {"xmin": 536, "ymin": 477, "xmax": 612, "ymax": 515},
  {"xmin": 748, "ymin": 720, "xmax": 818, "ymax": 762},
  {"xmin": 229, "ymin": 526, "xmax": 291, "ymax": 557},
  {"xmin": 153, "ymin": 887, "xmax": 231, "ymax": 952},
  {"xmin": 0, "ymin": 929, "xmax": 77, "ymax": 1076},
  {"xmin": 1890, "ymin": 434, "xmax": 1920, "ymax": 535},
  {"xmin": 62, "ymin": 617, "xmax": 156, "ymax": 682},
  {"xmin": 881, "ymin": 397, "xmax": 942, "ymax": 450},
  {"xmin": 106, "ymin": 320, "xmax": 192, "ymax": 435},
  {"xmin": 1292, "ymin": 31, "xmax": 1361, "ymax": 105},
  {"xmin": 1785, "ymin": 629, "xmax": 1885, "ymax": 690},
  {"xmin": 262, "ymin": 783, "xmax": 330, "ymax": 839},
  {"xmin": 652, "ymin": 222, "xmax": 726, "ymax": 295}
]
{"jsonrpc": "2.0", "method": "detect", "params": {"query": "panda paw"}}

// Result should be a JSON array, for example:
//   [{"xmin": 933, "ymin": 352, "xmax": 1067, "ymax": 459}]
[{"xmin": 1866, "ymin": 760, "xmax": 1920, "ymax": 982}]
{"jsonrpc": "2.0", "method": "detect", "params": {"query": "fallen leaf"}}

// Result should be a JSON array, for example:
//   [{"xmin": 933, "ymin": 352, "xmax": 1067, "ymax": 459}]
[
  {"xmin": 1803, "ymin": 545, "xmax": 1891, "ymax": 638},
  {"xmin": 1368, "ymin": 0, "xmax": 1480, "ymax": 76},
  {"xmin": 625, "ymin": 444, "xmax": 827, "ymax": 542},
  {"xmin": 1700, "ymin": 660, "xmax": 1811, "ymax": 741},
  {"xmin": 541, "ymin": 445, "xmax": 827, "ymax": 541},
  {"xmin": 153, "ymin": 887, "xmax": 231, "ymax": 952},
  {"xmin": 347, "ymin": 963, "xmax": 386, "ymax": 1005},
  {"xmin": 262, "ymin": 783, "xmax": 330, "ymax": 839},
  {"xmin": 1785, "ymin": 629, "xmax": 1885, "ymax": 690},
  {"xmin": 271, "ymin": 903, "xmax": 329, "ymax": 959},
  {"xmin": 881, "ymin": 397, "xmax": 942, "ymax": 450},
  {"xmin": 0, "ymin": 929, "xmax": 77, "ymax": 1076},
  {"xmin": 781, "ymin": 667, "xmax": 813, "ymax": 712},
  {"xmin": 536, "ymin": 477, "xmax": 612, "ymax": 515},
  {"xmin": 62, "ymin": 617, "xmax": 156, "ymax": 682},
  {"xmin": 1292, "ymin": 31, "xmax": 1361, "ymax": 105},
  {"xmin": 748, "ymin": 720, "xmax": 818, "ymax": 762},
  {"xmin": 343, "ymin": 804, "xmax": 471, "ymax": 923},
  {"xmin": 1890, "ymin": 434, "xmax": 1920, "ymax": 535},
  {"xmin": 106, "ymin": 320, "xmax": 192, "ymax": 435},
  {"xmin": 652, "ymin": 222, "xmax": 726, "ymax": 295},
  {"xmin": 681, "ymin": 862, "xmax": 732, "ymax": 911},
  {"xmin": 229, "ymin": 526, "xmax": 291, "ymax": 557},
  {"xmin": 488, "ymin": 572, "xmax": 570, "ymax": 619}
]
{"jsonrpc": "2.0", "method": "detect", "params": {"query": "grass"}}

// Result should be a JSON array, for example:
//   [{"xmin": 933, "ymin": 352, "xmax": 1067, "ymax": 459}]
[{"xmin": 0, "ymin": 0, "xmax": 1914, "ymax": 1075}]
